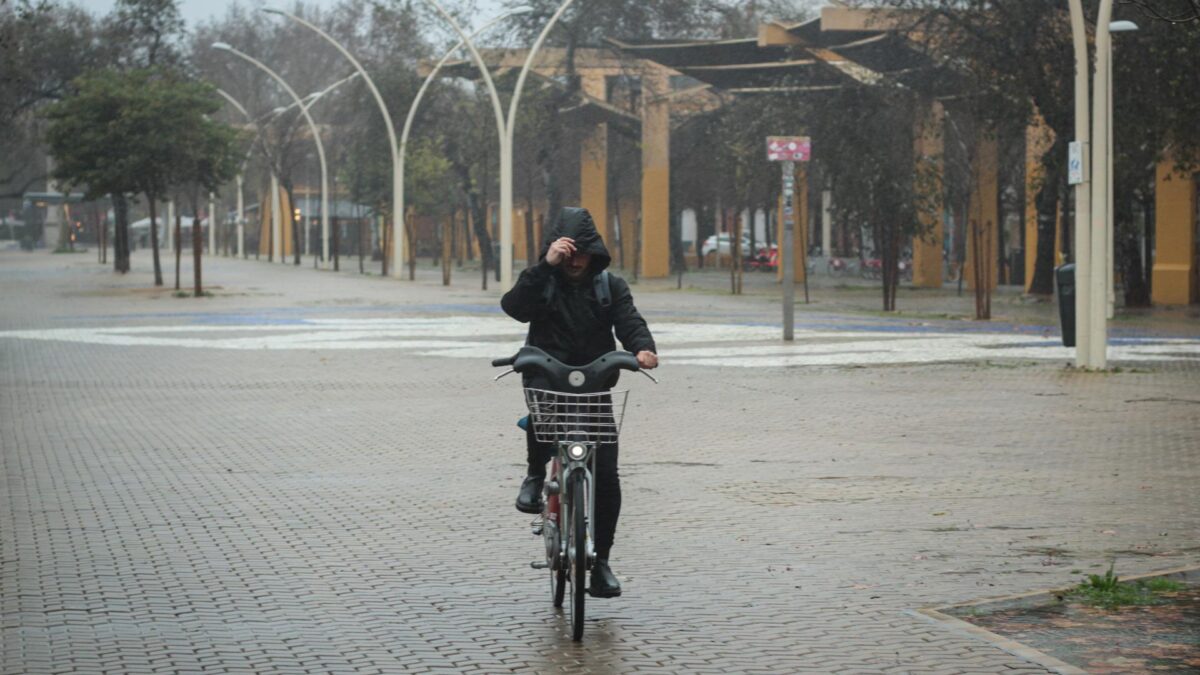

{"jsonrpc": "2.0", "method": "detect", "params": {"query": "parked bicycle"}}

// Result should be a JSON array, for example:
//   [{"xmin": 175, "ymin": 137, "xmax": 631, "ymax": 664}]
[{"xmin": 493, "ymin": 346, "xmax": 656, "ymax": 641}]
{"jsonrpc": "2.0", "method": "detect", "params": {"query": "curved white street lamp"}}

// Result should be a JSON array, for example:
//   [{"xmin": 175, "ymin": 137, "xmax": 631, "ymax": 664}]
[
  {"xmin": 260, "ymin": 7, "xmax": 405, "ymax": 278},
  {"xmin": 398, "ymin": 8, "xmax": 533, "ymax": 276},
  {"xmin": 1106, "ymin": 20, "xmax": 1137, "ymax": 323},
  {"xmin": 214, "ymin": 88, "xmax": 256, "ymax": 259},
  {"xmin": 422, "ymin": 0, "xmax": 577, "ymax": 290},
  {"xmin": 212, "ymin": 42, "xmax": 331, "ymax": 269}
]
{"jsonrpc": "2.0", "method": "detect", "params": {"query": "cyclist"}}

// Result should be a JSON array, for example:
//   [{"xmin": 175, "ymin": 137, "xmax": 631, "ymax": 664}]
[{"xmin": 501, "ymin": 206, "xmax": 657, "ymax": 598}]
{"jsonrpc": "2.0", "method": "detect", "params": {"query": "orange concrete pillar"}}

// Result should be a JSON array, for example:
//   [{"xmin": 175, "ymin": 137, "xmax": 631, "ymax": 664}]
[
  {"xmin": 639, "ymin": 63, "xmax": 670, "ymax": 278},
  {"xmin": 1152, "ymin": 158, "xmax": 1197, "ymax": 305},
  {"xmin": 1024, "ymin": 115, "xmax": 1055, "ymax": 291},
  {"xmin": 913, "ymin": 101, "xmax": 944, "ymax": 288},
  {"xmin": 512, "ymin": 208, "xmax": 527, "ymax": 265},
  {"xmin": 777, "ymin": 164, "xmax": 808, "ymax": 284},
  {"xmin": 965, "ymin": 136, "xmax": 999, "ymax": 290}
]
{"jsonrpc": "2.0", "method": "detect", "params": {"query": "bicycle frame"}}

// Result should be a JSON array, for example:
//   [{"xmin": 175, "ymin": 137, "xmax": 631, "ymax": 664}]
[{"xmin": 553, "ymin": 440, "xmax": 598, "ymax": 568}]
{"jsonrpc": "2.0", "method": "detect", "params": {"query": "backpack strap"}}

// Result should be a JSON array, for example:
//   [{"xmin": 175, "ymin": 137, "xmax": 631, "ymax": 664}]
[{"xmin": 593, "ymin": 270, "xmax": 612, "ymax": 308}]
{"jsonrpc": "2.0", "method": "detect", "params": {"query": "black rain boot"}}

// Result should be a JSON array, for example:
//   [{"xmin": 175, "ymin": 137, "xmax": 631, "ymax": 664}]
[
  {"xmin": 589, "ymin": 558, "xmax": 622, "ymax": 598},
  {"xmin": 515, "ymin": 474, "xmax": 544, "ymax": 514}
]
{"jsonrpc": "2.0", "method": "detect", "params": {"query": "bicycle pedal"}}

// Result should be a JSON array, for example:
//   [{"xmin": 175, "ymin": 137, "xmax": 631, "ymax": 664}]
[{"xmin": 530, "ymin": 561, "xmax": 549, "ymax": 569}]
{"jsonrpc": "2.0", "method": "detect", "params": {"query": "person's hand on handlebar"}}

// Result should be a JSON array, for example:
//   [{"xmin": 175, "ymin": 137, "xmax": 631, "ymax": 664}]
[
  {"xmin": 545, "ymin": 237, "xmax": 576, "ymax": 266},
  {"xmin": 636, "ymin": 350, "xmax": 658, "ymax": 369}
]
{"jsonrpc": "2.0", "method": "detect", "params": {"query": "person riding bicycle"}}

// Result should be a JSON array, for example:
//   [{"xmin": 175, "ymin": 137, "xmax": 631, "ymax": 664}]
[{"xmin": 501, "ymin": 206, "xmax": 657, "ymax": 599}]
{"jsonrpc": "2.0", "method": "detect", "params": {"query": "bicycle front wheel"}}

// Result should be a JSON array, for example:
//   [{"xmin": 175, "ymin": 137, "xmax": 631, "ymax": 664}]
[
  {"xmin": 553, "ymin": 567, "xmax": 565, "ymax": 609},
  {"xmin": 568, "ymin": 472, "xmax": 587, "ymax": 641}
]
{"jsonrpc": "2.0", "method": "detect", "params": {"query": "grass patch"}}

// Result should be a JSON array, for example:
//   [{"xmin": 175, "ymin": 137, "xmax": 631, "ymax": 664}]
[{"xmin": 1066, "ymin": 564, "xmax": 1187, "ymax": 609}]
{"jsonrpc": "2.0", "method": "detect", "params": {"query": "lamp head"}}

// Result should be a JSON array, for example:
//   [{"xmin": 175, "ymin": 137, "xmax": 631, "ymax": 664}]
[
  {"xmin": 211, "ymin": 42, "xmax": 232, "ymax": 51},
  {"xmin": 1109, "ymin": 20, "xmax": 1139, "ymax": 32},
  {"xmin": 260, "ymin": 7, "xmax": 283, "ymax": 15}
]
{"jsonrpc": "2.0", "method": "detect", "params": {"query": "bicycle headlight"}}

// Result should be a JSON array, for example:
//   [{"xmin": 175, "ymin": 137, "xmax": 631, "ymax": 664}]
[{"xmin": 567, "ymin": 443, "xmax": 588, "ymax": 460}]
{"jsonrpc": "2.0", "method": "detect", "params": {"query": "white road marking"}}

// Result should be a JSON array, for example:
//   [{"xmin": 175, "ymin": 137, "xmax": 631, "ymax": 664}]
[{"xmin": 1, "ymin": 317, "xmax": 1197, "ymax": 367}]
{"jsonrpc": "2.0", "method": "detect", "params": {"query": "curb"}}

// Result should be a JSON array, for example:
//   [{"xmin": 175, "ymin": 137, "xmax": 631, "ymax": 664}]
[{"xmin": 908, "ymin": 565, "xmax": 1200, "ymax": 675}]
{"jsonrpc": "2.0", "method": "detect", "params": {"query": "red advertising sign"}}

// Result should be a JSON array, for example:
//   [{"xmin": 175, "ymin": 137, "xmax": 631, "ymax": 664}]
[{"xmin": 767, "ymin": 136, "xmax": 811, "ymax": 162}]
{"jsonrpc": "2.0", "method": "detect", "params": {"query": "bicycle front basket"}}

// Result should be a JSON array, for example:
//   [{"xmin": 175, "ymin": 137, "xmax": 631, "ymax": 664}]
[{"xmin": 522, "ymin": 389, "xmax": 629, "ymax": 445}]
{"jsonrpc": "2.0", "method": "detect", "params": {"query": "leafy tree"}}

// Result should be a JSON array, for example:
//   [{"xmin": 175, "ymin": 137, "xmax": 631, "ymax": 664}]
[
  {"xmin": 44, "ymin": 67, "xmax": 242, "ymax": 287},
  {"xmin": 1, "ymin": 1, "xmax": 108, "ymax": 200},
  {"xmin": 107, "ymin": 0, "xmax": 185, "ymax": 69}
]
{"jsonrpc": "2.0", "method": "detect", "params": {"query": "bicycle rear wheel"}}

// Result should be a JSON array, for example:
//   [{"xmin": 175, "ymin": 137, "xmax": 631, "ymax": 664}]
[{"xmin": 568, "ymin": 472, "xmax": 587, "ymax": 641}]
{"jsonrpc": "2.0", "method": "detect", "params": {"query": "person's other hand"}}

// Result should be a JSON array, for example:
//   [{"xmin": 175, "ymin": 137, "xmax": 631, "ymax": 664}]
[
  {"xmin": 545, "ymin": 237, "xmax": 576, "ymax": 266},
  {"xmin": 636, "ymin": 350, "xmax": 658, "ymax": 369}
]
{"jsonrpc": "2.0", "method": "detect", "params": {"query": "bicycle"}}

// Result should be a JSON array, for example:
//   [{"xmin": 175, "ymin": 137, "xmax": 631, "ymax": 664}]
[{"xmin": 492, "ymin": 346, "xmax": 656, "ymax": 641}]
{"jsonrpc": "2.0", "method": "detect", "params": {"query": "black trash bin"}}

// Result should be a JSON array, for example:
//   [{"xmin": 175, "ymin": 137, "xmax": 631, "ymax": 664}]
[{"xmin": 1055, "ymin": 263, "xmax": 1076, "ymax": 347}]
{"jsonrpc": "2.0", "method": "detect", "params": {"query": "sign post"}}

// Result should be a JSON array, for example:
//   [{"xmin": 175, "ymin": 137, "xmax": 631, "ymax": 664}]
[{"xmin": 767, "ymin": 136, "xmax": 811, "ymax": 341}]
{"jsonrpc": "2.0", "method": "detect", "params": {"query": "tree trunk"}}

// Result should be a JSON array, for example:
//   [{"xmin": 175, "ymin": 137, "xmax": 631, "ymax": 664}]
[
  {"xmin": 381, "ymin": 214, "xmax": 389, "ymax": 277},
  {"xmin": 192, "ymin": 213, "xmax": 203, "ymax": 297},
  {"xmin": 331, "ymin": 216, "xmax": 340, "ymax": 272},
  {"xmin": 358, "ymin": 217, "xmax": 365, "ymax": 274},
  {"xmin": 174, "ymin": 204, "xmax": 182, "ymax": 291},
  {"xmin": 112, "ymin": 194, "xmax": 130, "ymax": 273},
  {"xmin": 284, "ymin": 184, "xmax": 300, "ymax": 266},
  {"xmin": 731, "ymin": 207, "xmax": 743, "ymax": 295},
  {"xmin": 1118, "ymin": 198, "xmax": 1150, "ymax": 307},
  {"xmin": 1028, "ymin": 137, "xmax": 1066, "ymax": 295},
  {"xmin": 442, "ymin": 216, "xmax": 451, "ymax": 286},
  {"xmin": 524, "ymin": 196, "xmax": 536, "ymax": 270},
  {"xmin": 406, "ymin": 208, "xmax": 416, "ymax": 281},
  {"xmin": 147, "ymin": 192, "xmax": 163, "ymax": 286}
]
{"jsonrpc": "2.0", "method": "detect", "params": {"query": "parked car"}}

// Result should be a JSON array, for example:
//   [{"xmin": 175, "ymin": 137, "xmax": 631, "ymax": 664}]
[{"xmin": 701, "ymin": 233, "xmax": 755, "ymax": 257}]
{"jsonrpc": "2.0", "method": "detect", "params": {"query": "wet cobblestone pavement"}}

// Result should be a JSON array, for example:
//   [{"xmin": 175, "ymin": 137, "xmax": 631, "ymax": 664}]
[{"xmin": 3, "ymin": 250, "xmax": 1199, "ymax": 673}]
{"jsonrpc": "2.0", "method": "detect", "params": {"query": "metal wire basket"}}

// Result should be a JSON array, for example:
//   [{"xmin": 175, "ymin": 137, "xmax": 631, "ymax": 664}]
[{"xmin": 522, "ymin": 388, "xmax": 629, "ymax": 444}]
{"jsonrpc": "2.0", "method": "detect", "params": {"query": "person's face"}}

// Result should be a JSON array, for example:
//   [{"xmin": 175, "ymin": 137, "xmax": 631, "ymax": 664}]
[{"xmin": 563, "ymin": 252, "xmax": 592, "ymax": 281}]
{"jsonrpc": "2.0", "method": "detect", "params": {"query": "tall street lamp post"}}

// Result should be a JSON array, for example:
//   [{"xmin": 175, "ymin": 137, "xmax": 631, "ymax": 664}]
[
  {"xmin": 423, "ymin": 0, "xmax": 576, "ymax": 290},
  {"xmin": 399, "ymin": 8, "xmax": 532, "ymax": 279},
  {"xmin": 260, "ymin": 8, "xmax": 404, "ymax": 278},
  {"xmin": 212, "ymin": 42, "xmax": 331, "ymax": 269},
  {"xmin": 1068, "ymin": 0, "xmax": 1092, "ymax": 368},
  {"xmin": 1107, "ymin": 20, "xmax": 1138, "ymax": 321},
  {"xmin": 1087, "ymin": 0, "xmax": 1114, "ymax": 369},
  {"xmin": 214, "ymin": 88, "xmax": 258, "ymax": 260}
]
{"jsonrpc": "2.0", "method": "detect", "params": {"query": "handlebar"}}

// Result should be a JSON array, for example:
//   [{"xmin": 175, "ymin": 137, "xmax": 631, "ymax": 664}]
[{"xmin": 492, "ymin": 346, "xmax": 651, "ymax": 392}]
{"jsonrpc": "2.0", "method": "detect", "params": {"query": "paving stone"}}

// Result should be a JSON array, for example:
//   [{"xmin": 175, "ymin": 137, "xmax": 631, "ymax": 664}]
[{"xmin": 1, "ymin": 250, "xmax": 1197, "ymax": 674}]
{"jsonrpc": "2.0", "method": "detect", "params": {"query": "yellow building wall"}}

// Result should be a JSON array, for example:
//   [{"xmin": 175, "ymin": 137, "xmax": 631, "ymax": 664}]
[
  {"xmin": 1151, "ymin": 159, "xmax": 1197, "ymax": 305},
  {"xmin": 912, "ymin": 102, "xmax": 944, "ymax": 288}
]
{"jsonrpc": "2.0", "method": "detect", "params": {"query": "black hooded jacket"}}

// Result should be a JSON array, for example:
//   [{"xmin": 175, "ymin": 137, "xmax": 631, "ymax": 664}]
[{"xmin": 501, "ymin": 207, "xmax": 655, "ymax": 368}]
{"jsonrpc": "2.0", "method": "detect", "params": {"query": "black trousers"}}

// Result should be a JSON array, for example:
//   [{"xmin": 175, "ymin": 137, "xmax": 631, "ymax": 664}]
[{"xmin": 526, "ymin": 424, "xmax": 621, "ymax": 558}]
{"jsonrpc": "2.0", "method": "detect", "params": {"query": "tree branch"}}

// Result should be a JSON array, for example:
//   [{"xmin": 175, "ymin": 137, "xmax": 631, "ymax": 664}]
[{"xmin": 1119, "ymin": 0, "xmax": 1200, "ymax": 23}]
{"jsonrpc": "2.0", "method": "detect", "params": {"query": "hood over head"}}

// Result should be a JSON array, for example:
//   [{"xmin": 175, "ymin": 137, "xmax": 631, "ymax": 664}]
[{"xmin": 539, "ymin": 207, "xmax": 611, "ymax": 274}]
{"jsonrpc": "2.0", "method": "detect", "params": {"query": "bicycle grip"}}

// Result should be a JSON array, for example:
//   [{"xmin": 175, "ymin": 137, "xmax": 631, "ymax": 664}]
[{"xmin": 491, "ymin": 355, "xmax": 517, "ymax": 368}]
